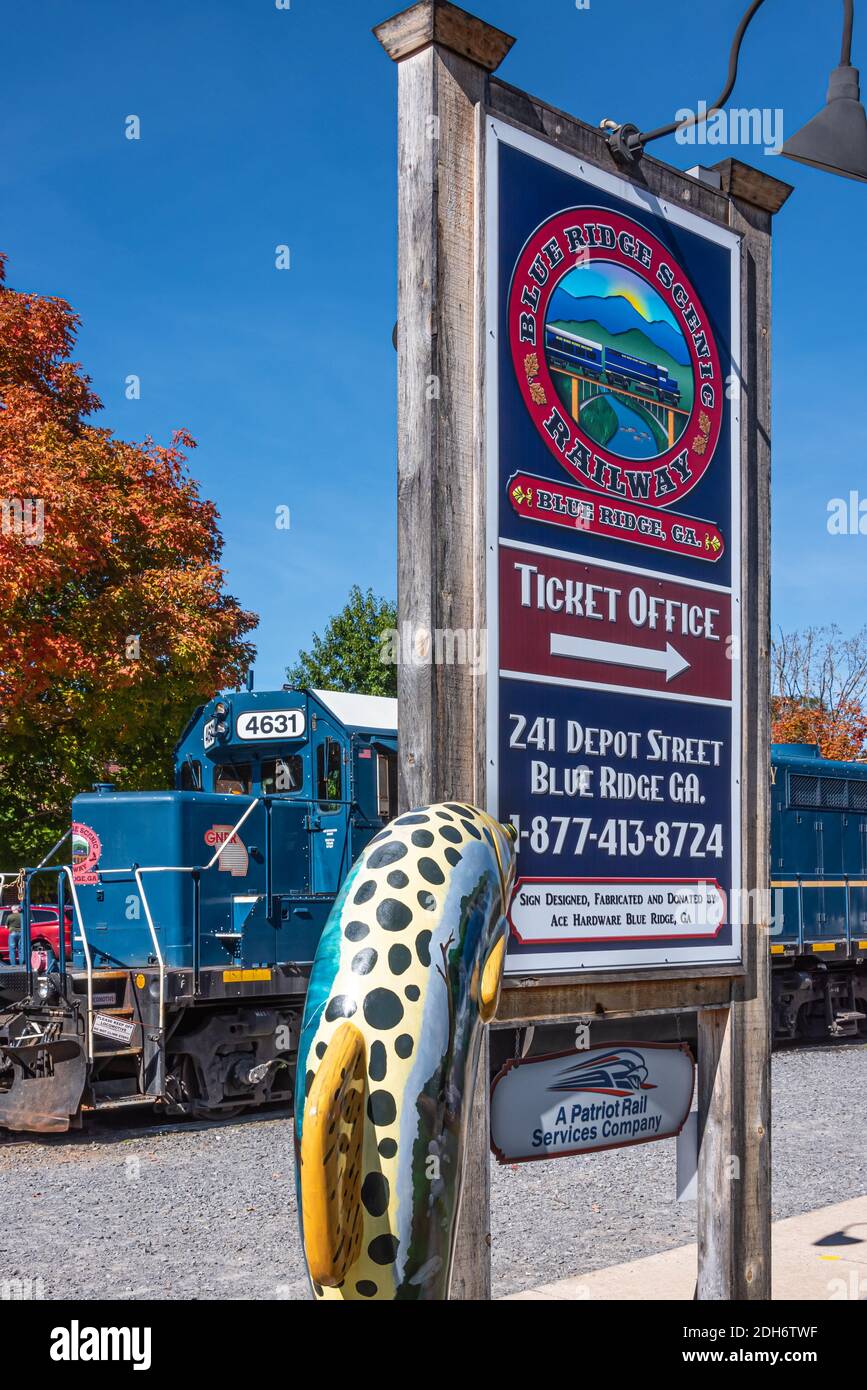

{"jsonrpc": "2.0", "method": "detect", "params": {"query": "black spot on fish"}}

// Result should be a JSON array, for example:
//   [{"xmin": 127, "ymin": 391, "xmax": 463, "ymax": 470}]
[
  {"xmin": 415, "ymin": 931, "xmax": 432, "ymax": 967},
  {"xmin": 396, "ymin": 813, "xmax": 429, "ymax": 825},
  {"xmin": 405, "ymin": 984, "xmax": 420, "ymax": 1002},
  {"xmin": 439, "ymin": 825, "xmax": 462, "ymax": 844},
  {"xmin": 376, "ymin": 898, "xmax": 413, "ymax": 932},
  {"xmin": 369, "ymin": 1040, "xmax": 387, "ymax": 1082},
  {"xmin": 444, "ymin": 847, "xmax": 462, "ymax": 867},
  {"xmin": 361, "ymin": 1172, "xmax": 390, "ymax": 1218},
  {"xmin": 388, "ymin": 943, "xmax": 411, "ymax": 976},
  {"xmin": 417, "ymin": 891, "xmax": 436, "ymax": 912},
  {"xmin": 305, "ymin": 1069, "xmax": 314, "ymax": 1096},
  {"xmin": 395, "ymin": 1034, "xmax": 414, "ymax": 1059},
  {"xmin": 368, "ymin": 1234, "xmax": 399, "ymax": 1266},
  {"xmin": 351, "ymin": 947, "xmax": 377, "ymax": 975},
  {"xmin": 368, "ymin": 841, "xmax": 408, "ymax": 869},
  {"xmin": 345, "ymin": 921, "xmax": 369, "ymax": 942},
  {"xmin": 367, "ymin": 1090, "xmax": 397, "ymax": 1126},
  {"xmin": 315, "ymin": 1041, "xmax": 326, "ymax": 1059},
  {"xmin": 363, "ymin": 987, "xmax": 404, "ymax": 1030},
  {"xmin": 435, "ymin": 810, "xmax": 455, "ymax": 821},
  {"xmin": 378, "ymin": 1138, "xmax": 397, "ymax": 1159},
  {"xmin": 313, "ymin": 1281, "xmax": 324, "ymax": 1296},
  {"xmin": 354, "ymin": 880, "xmax": 377, "ymax": 905},
  {"xmin": 418, "ymin": 857, "xmax": 444, "ymax": 885},
  {"xmin": 444, "ymin": 803, "xmax": 468, "ymax": 815},
  {"xmin": 460, "ymin": 819, "xmax": 482, "ymax": 839},
  {"xmin": 411, "ymin": 828, "xmax": 434, "ymax": 848},
  {"xmin": 387, "ymin": 869, "xmax": 409, "ymax": 890},
  {"xmin": 356, "ymin": 1280, "xmax": 378, "ymax": 1298},
  {"xmin": 325, "ymin": 995, "xmax": 357, "ymax": 1022}
]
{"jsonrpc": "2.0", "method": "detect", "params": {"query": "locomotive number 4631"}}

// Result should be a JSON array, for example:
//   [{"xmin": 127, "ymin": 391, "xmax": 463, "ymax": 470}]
[{"xmin": 236, "ymin": 709, "xmax": 306, "ymax": 740}]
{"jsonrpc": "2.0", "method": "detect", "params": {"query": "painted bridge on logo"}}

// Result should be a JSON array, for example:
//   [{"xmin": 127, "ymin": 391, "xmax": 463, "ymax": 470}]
[{"xmin": 550, "ymin": 363, "xmax": 690, "ymax": 452}]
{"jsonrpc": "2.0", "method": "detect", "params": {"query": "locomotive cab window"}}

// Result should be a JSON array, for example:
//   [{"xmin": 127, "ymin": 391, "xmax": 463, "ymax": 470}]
[
  {"xmin": 376, "ymin": 750, "xmax": 398, "ymax": 821},
  {"xmin": 215, "ymin": 763, "xmax": 252, "ymax": 795},
  {"xmin": 179, "ymin": 759, "xmax": 202, "ymax": 791},
  {"xmin": 316, "ymin": 739, "xmax": 342, "ymax": 811},
  {"xmin": 262, "ymin": 755, "xmax": 303, "ymax": 794}
]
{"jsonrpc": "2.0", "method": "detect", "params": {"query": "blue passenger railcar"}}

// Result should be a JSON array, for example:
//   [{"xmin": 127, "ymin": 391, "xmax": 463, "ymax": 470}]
[
  {"xmin": 771, "ymin": 743, "xmax": 867, "ymax": 1039},
  {"xmin": 544, "ymin": 325, "xmax": 604, "ymax": 377},
  {"xmin": 0, "ymin": 688, "xmax": 398, "ymax": 1131}
]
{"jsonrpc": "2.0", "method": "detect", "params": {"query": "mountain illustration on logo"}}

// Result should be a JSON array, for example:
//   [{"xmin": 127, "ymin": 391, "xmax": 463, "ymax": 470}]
[
  {"xmin": 547, "ymin": 1049, "xmax": 657, "ymax": 1097},
  {"xmin": 548, "ymin": 285, "xmax": 691, "ymax": 365}
]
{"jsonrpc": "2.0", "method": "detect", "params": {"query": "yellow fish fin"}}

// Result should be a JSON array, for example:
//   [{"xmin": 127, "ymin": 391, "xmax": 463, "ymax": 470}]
[
  {"xmin": 479, "ymin": 931, "xmax": 507, "ymax": 1022},
  {"xmin": 300, "ymin": 1020, "xmax": 367, "ymax": 1288}
]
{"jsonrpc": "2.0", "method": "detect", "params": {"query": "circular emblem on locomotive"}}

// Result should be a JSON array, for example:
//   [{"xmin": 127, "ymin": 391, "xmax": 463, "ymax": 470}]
[
  {"xmin": 71, "ymin": 821, "xmax": 102, "ymax": 885},
  {"xmin": 509, "ymin": 207, "xmax": 724, "ymax": 508}
]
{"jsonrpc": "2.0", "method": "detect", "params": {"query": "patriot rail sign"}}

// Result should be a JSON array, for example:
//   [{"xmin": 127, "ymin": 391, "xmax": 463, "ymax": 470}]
[
  {"xmin": 490, "ymin": 1042, "xmax": 695, "ymax": 1163},
  {"xmin": 485, "ymin": 120, "xmax": 742, "ymax": 973}
]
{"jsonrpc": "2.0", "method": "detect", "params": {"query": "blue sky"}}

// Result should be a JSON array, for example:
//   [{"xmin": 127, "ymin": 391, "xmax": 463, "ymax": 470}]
[{"xmin": 4, "ymin": 0, "xmax": 866, "ymax": 689}]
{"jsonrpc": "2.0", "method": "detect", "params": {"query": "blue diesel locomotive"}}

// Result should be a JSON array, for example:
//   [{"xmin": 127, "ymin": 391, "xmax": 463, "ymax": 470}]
[
  {"xmin": 770, "ymin": 743, "xmax": 867, "ymax": 1040},
  {"xmin": 544, "ymin": 324, "xmax": 681, "ymax": 405},
  {"xmin": 0, "ymin": 687, "xmax": 397, "ymax": 1132}
]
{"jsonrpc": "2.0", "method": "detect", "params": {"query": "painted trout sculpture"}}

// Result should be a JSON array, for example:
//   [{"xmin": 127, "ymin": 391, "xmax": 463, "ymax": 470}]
[{"xmin": 294, "ymin": 802, "xmax": 517, "ymax": 1300}]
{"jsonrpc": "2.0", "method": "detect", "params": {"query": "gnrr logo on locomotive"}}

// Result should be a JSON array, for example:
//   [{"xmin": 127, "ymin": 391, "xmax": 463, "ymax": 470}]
[
  {"xmin": 204, "ymin": 826, "xmax": 249, "ymax": 877},
  {"xmin": 509, "ymin": 207, "xmax": 724, "ymax": 508}
]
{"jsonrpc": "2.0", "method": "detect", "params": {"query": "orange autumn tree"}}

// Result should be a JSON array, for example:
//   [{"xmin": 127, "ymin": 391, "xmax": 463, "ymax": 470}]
[
  {"xmin": 0, "ymin": 254, "xmax": 257, "ymax": 866},
  {"xmin": 771, "ymin": 697, "xmax": 867, "ymax": 762},
  {"xmin": 771, "ymin": 625, "xmax": 867, "ymax": 762}
]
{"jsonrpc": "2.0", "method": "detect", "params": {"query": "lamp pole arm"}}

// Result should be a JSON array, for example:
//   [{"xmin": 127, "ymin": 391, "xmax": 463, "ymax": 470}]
[
  {"xmin": 609, "ymin": 0, "xmax": 854, "ymax": 161},
  {"xmin": 842, "ymin": 0, "xmax": 855, "ymax": 63}
]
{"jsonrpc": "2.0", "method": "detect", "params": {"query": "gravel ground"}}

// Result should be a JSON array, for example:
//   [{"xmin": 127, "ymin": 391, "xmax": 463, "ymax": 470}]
[{"xmin": 0, "ymin": 1044, "xmax": 864, "ymax": 1301}]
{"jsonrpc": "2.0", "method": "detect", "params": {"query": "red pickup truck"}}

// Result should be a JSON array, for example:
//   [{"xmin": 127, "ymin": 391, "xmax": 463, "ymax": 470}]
[{"xmin": 0, "ymin": 904, "xmax": 74, "ymax": 965}]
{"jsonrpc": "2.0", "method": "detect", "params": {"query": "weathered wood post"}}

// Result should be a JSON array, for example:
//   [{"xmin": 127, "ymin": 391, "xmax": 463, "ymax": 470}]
[
  {"xmin": 696, "ymin": 159, "xmax": 788, "ymax": 1301},
  {"xmin": 374, "ymin": 0, "xmax": 515, "ymax": 1301},
  {"xmin": 374, "ymin": 1, "xmax": 514, "ymax": 815}
]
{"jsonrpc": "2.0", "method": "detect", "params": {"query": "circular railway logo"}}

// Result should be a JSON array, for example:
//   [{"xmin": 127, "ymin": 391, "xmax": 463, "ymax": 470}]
[
  {"xmin": 71, "ymin": 821, "xmax": 102, "ymax": 885},
  {"xmin": 509, "ymin": 207, "xmax": 724, "ymax": 509}
]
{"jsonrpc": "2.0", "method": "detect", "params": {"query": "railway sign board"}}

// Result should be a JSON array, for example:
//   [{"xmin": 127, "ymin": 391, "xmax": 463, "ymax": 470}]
[
  {"xmin": 485, "ymin": 120, "xmax": 743, "ymax": 974},
  {"xmin": 490, "ymin": 1041, "xmax": 695, "ymax": 1163},
  {"xmin": 378, "ymin": 0, "xmax": 785, "ymax": 1301}
]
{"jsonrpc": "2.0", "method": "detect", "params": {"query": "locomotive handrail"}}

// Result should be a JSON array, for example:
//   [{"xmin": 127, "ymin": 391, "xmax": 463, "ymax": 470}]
[
  {"xmin": 59, "ymin": 865, "xmax": 95, "ymax": 1062},
  {"xmin": 99, "ymin": 799, "xmax": 264, "ymax": 1040},
  {"xmin": 132, "ymin": 868, "xmax": 166, "ymax": 1042},
  {"xmin": 35, "ymin": 828, "xmax": 71, "ymax": 871}
]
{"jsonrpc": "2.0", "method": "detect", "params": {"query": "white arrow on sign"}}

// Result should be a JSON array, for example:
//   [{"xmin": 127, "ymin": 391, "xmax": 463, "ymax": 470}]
[{"xmin": 550, "ymin": 632, "xmax": 691, "ymax": 682}]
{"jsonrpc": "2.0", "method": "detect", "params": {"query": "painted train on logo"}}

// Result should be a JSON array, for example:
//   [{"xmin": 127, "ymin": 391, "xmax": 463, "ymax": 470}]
[
  {"xmin": 0, "ymin": 693, "xmax": 865, "ymax": 1135},
  {"xmin": 545, "ymin": 324, "xmax": 682, "ymax": 406}
]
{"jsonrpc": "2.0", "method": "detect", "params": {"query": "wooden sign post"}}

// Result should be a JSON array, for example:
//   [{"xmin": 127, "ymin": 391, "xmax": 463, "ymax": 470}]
[{"xmin": 375, "ymin": 0, "xmax": 791, "ymax": 1301}]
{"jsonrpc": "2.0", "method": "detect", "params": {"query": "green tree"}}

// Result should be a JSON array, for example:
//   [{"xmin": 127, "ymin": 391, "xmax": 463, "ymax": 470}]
[{"xmin": 286, "ymin": 586, "xmax": 397, "ymax": 697}]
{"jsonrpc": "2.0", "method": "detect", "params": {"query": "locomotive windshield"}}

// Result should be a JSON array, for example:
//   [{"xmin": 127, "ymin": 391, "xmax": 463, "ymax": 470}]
[
  {"xmin": 214, "ymin": 762, "xmax": 252, "ymax": 795},
  {"xmin": 262, "ymin": 755, "xmax": 304, "ymax": 793}
]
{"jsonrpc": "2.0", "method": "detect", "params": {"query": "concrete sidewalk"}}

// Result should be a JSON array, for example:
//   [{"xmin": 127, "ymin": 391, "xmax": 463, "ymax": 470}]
[{"xmin": 503, "ymin": 1194, "xmax": 867, "ymax": 1300}]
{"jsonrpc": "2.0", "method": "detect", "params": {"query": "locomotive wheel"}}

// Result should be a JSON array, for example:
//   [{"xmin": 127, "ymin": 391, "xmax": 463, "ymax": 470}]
[{"xmin": 190, "ymin": 1101, "xmax": 246, "ymax": 1121}]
